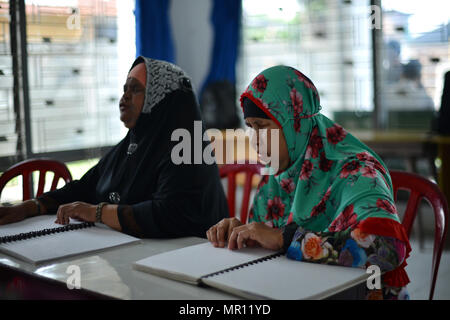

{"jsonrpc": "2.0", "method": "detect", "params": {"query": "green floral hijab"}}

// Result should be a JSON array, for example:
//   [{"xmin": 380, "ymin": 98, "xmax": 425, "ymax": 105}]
[
  {"xmin": 241, "ymin": 66, "xmax": 411, "ymax": 287},
  {"xmin": 241, "ymin": 66, "xmax": 406, "ymax": 235}
]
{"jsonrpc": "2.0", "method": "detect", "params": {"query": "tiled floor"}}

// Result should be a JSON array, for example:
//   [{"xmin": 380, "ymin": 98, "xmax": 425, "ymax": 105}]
[
  {"xmin": 407, "ymin": 238, "xmax": 450, "ymax": 299},
  {"xmin": 401, "ymin": 199, "xmax": 450, "ymax": 300}
]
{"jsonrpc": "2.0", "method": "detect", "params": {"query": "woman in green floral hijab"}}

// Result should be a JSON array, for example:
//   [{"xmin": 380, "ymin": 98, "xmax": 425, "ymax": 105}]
[{"xmin": 207, "ymin": 65, "xmax": 411, "ymax": 299}]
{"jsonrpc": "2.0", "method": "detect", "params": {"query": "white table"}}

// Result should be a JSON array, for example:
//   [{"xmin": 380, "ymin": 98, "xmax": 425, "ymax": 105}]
[
  {"xmin": 0, "ymin": 237, "xmax": 367, "ymax": 300},
  {"xmin": 0, "ymin": 237, "xmax": 239, "ymax": 299}
]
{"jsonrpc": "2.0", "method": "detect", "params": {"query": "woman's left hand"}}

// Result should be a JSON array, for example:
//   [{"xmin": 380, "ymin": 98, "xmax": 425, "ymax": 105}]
[
  {"xmin": 228, "ymin": 222, "xmax": 283, "ymax": 251},
  {"xmin": 55, "ymin": 201, "xmax": 96, "ymax": 225}
]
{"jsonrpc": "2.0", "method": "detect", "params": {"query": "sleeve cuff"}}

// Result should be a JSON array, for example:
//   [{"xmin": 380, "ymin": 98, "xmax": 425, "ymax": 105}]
[
  {"xmin": 117, "ymin": 205, "xmax": 145, "ymax": 238},
  {"xmin": 281, "ymin": 222, "xmax": 299, "ymax": 253},
  {"xmin": 36, "ymin": 194, "xmax": 60, "ymax": 215}
]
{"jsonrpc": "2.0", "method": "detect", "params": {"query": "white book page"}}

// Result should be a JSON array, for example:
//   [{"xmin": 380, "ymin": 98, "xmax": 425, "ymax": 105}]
[
  {"xmin": 202, "ymin": 255, "xmax": 367, "ymax": 300},
  {"xmin": 133, "ymin": 242, "xmax": 275, "ymax": 282},
  {"xmin": 0, "ymin": 216, "xmax": 141, "ymax": 264},
  {"xmin": 0, "ymin": 215, "xmax": 83, "ymax": 237}
]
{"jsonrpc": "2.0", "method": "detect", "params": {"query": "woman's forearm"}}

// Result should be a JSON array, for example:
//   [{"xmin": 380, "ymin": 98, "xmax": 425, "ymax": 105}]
[
  {"xmin": 101, "ymin": 204, "xmax": 122, "ymax": 231},
  {"xmin": 16, "ymin": 199, "xmax": 48, "ymax": 218}
]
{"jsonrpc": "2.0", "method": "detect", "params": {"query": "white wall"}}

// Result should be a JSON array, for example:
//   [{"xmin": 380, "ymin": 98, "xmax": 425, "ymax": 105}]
[{"xmin": 170, "ymin": 0, "xmax": 213, "ymax": 94}]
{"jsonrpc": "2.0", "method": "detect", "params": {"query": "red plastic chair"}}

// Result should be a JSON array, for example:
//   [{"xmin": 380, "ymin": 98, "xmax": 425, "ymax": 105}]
[
  {"xmin": 219, "ymin": 162, "xmax": 263, "ymax": 223},
  {"xmin": 390, "ymin": 170, "xmax": 449, "ymax": 300},
  {"xmin": 0, "ymin": 158, "xmax": 73, "ymax": 201}
]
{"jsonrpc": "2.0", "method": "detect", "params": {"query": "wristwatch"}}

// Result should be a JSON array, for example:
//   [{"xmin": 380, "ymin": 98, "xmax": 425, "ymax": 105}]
[{"xmin": 96, "ymin": 202, "xmax": 108, "ymax": 223}]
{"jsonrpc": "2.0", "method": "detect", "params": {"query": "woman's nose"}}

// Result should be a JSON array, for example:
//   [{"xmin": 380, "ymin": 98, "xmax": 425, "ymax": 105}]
[{"xmin": 122, "ymin": 90, "xmax": 131, "ymax": 101}]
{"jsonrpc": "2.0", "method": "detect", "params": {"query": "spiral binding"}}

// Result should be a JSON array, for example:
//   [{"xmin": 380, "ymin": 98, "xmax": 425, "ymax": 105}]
[
  {"xmin": 0, "ymin": 222, "xmax": 95, "ymax": 245},
  {"xmin": 201, "ymin": 252, "xmax": 283, "ymax": 279}
]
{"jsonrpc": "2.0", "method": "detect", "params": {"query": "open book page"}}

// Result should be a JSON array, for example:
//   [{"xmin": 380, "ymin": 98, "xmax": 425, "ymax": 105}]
[
  {"xmin": 0, "ymin": 215, "xmax": 83, "ymax": 237},
  {"xmin": 133, "ymin": 242, "xmax": 276, "ymax": 284},
  {"xmin": 0, "ymin": 215, "xmax": 141, "ymax": 264},
  {"xmin": 201, "ymin": 255, "xmax": 368, "ymax": 300}
]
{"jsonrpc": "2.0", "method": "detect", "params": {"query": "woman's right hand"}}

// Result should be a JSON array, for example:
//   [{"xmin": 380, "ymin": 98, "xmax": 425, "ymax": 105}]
[{"xmin": 206, "ymin": 217, "xmax": 244, "ymax": 247}]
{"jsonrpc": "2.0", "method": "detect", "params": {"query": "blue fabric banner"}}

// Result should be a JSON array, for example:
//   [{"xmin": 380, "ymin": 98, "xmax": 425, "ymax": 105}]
[
  {"xmin": 135, "ymin": 0, "xmax": 175, "ymax": 62},
  {"xmin": 201, "ymin": 0, "xmax": 242, "ymax": 95}
]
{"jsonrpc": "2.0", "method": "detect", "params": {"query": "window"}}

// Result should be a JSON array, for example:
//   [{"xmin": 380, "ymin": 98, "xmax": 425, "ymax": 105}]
[
  {"xmin": 26, "ymin": 0, "xmax": 134, "ymax": 153},
  {"xmin": 380, "ymin": 0, "xmax": 449, "ymax": 131},
  {"xmin": 239, "ymin": 0, "xmax": 450, "ymax": 132},
  {"xmin": 239, "ymin": 0, "xmax": 373, "ymax": 124},
  {"xmin": 0, "ymin": 0, "xmax": 135, "ymax": 171},
  {"xmin": 0, "ymin": 0, "xmax": 15, "ymax": 158}
]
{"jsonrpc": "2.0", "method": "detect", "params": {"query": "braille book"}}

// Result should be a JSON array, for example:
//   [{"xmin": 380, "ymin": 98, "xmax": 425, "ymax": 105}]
[
  {"xmin": 133, "ymin": 242, "xmax": 367, "ymax": 300},
  {"xmin": 0, "ymin": 215, "xmax": 141, "ymax": 264}
]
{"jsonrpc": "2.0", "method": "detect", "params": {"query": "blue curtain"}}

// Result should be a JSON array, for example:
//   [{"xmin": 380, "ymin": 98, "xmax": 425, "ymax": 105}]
[
  {"xmin": 135, "ymin": 0, "xmax": 175, "ymax": 62},
  {"xmin": 200, "ymin": 0, "xmax": 242, "ymax": 95}
]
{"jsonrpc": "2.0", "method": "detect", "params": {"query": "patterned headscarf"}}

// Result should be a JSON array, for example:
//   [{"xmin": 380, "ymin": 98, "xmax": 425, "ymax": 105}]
[
  {"xmin": 241, "ymin": 65, "xmax": 411, "ymax": 287},
  {"xmin": 130, "ymin": 56, "xmax": 192, "ymax": 114},
  {"xmin": 128, "ymin": 62, "xmax": 147, "ymax": 88}
]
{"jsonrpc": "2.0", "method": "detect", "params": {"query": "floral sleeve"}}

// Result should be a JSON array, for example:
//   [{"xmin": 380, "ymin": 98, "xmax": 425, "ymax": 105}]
[
  {"xmin": 285, "ymin": 224, "xmax": 406, "ymax": 270},
  {"xmin": 283, "ymin": 223, "xmax": 409, "ymax": 299}
]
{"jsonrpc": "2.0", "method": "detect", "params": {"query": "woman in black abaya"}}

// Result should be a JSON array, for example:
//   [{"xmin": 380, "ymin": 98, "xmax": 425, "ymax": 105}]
[{"xmin": 0, "ymin": 56, "xmax": 229, "ymax": 238}]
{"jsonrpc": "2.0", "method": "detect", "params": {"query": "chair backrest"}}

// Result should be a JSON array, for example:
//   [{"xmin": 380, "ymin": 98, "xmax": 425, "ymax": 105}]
[
  {"xmin": 0, "ymin": 158, "xmax": 73, "ymax": 201},
  {"xmin": 219, "ymin": 162, "xmax": 263, "ymax": 223},
  {"xmin": 390, "ymin": 170, "xmax": 449, "ymax": 300}
]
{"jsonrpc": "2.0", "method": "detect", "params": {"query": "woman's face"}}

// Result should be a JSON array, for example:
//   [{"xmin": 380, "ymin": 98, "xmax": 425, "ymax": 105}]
[
  {"xmin": 119, "ymin": 76, "xmax": 145, "ymax": 129},
  {"xmin": 245, "ymin": 117, "xmax": 290, "ymax": 172}
]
